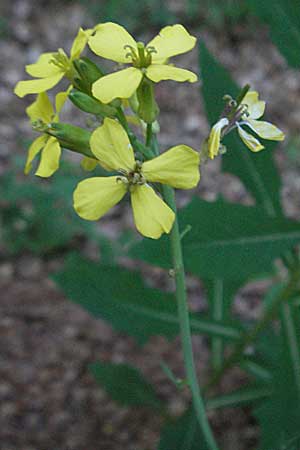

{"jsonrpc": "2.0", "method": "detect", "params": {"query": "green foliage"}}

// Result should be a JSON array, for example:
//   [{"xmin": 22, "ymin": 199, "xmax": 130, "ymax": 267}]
[
  {"xmin": 253, "ymin": 320, "xmax": 300, "ymax": 449},
  {"xmin": 247, "ymin": 0, "xmax": 300, "ymax": 68},
  {"xmin": 80, "ymin": 0, "xmax": 249, "ymax": 31},
  {"xmin": 0, "ymin": 161, "xmax": 92, "ymax": 255},
  {"xmin": 159, "ymin": 408, "xmax": 209, "ymax": 450},
  {"xmin": 53, "ymin": 253, "xmax": 242, "ymax": 345},
  {"xmin": 131, "ymin": 197, "xmax": 300, "ymax": 280},
  {"xmin": 80, "ymin": 0, "xmax": 173, "ymax": 30},
  {"xmin": 90, "ymin": 361, "xmax": 162, "ymax": 408}
]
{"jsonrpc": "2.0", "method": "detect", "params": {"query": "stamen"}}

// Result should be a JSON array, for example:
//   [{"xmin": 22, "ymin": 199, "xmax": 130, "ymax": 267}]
[
  {"xmin": 146, "ymin": 46, "xmax": 157, "ymax": 55},
  {"xmin": 31, "ymin": 119, "xmax": 49, "ymax": 133},
  {"xmin": 116, "ymin": 176, "xmax": 128, "ymax": 184}
]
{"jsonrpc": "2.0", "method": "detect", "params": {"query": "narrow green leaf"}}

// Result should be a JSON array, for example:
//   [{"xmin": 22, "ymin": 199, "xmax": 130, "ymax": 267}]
[
  {"xmin": 280, "ymin": 303, "xmax": 300, "ymax": 401},
  {"xmin": 254, "ymin": 323, "xmax": 300, "ymax": 449},
  {"xmin": 53, "ymin": 254, "xmax": 241, "ymax": 345},
  {"xmin": 90, "ymin": 361, "xmax": 161, "ymax": 408},
  {"xmin": 199, "ymin": 42, "xmax": 282, "ymax": 217},
  {"xmin": 247, "ymin": 0, "xmax": 300, "ymax": 68},
  {"xmin": 131, "ymin": 198, "xmax": 300, "ymax": 280},
  {"xmin": 206, "ymin": 384, "xmax": 272, "ymax": 411}
]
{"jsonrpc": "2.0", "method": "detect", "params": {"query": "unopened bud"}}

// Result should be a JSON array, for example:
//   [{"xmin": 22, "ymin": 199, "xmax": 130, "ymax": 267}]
[
  {"xmin": 69, "ymin": 89, "xmax": 117, "ymax": 117},
  {"xmin": 73, "ymin": 57, "xmax": 104, "ymax": 95},
  {"xmin": 47, "ymin": 122, "xmax": 94, "ymax": 158},
  {"xmin": 136, "ymin": 79, "xmax": 159, "ymax": 124}
]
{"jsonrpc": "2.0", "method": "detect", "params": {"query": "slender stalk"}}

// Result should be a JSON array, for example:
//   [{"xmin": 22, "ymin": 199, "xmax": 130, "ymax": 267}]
[
  {"xmin": 280, "ymin": 302, "xmax": 300, "ymax": 400},
  {"xmin": 146, "ymin": 123, "xmax": 152, "ymax": 147},
  {"xmin": 116, "ymin": 107, "xmax": 154, "ymax": 159},
  {"xmin": 206, "ymin": 266, "xmax": 300, "ymax": 390},
  {"xmin": 211, "ymin": 279, "xmax": 224, "ymax": 372},
  {"xmin": 162, "ymin": 185, "xmax": 219, "ymax": 450}
]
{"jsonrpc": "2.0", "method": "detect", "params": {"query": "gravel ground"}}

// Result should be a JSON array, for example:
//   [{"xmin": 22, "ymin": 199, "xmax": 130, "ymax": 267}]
[{"xmin": 1, "ymin": 1, "xmax": 300, "ymax": 449}]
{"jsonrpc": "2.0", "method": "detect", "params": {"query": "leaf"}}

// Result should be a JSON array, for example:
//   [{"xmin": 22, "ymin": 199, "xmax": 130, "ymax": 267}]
[
  {"xmin": 158, "ymin": 408, "xmax": 209, "ymax": 450},
  {"xmin": 247, "ymin": 0, "xmax": 300, "ymax": 68},
  {"xmin": 131, "ymin": 197, "xmax": 300, "ymax": 280},
  {"xmin": 0, "ymin": 165, "xmax": 92, "ymax": 255},
  {"xmin": 53, "ymin": 253, "xmax": 241, "ymax": 345},
  {"xmin": 206, "ymin": 384, "xmax": 272, "ymax": 411},
  {"xmin": 253, "ymin": 310, "xmax": 300, "ymax": 450},
  {"xmin": 90, "ymin": 361, "xmax": 161, "ymax": 408},
  {"xmin": 199, "ymin": 42, "xmax": 282, "ymax": 217}
]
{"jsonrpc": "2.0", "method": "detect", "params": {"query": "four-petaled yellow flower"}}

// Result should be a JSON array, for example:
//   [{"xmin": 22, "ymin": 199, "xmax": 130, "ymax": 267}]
[
  {"xmin": 14, "ymin": 28, "xmax": 92, "ymax": 98},
  {"xmin": 88, "ymin": 23, "xmax": 198, "ymax": 104},
  {"xmin": 25, "ymin": 91, "xmax": 68, "ymax": 177},
  {"xmin": 74, "ymin": 118, "xmax": 200, "ymax": 239},
  {"xmin": 236, "ymin": 91, "xmax": 285, "ymax": 152}
]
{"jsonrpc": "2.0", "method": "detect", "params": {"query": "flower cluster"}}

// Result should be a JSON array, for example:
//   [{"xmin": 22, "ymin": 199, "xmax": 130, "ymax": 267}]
[{"xmin": 15, "ymin": 22, "xmax": 285, "ymax": 239}]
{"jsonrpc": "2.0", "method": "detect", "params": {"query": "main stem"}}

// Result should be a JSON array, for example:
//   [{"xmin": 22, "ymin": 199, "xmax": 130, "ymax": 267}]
[{"xmin": 162, "ymin": 185, "xmax": 219, "ymax": 450}]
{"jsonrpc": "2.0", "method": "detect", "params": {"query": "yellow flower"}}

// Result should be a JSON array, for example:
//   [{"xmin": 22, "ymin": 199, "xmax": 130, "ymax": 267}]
[
  {"xmin": 25, "ymin": 91, "xmax": 68, "ymax": 177},
  {"xmin": 14, "ymin": 28, "xmax": 93, "ymax": 98},
  {"xmin": 88, "ymin": 23, "xmax": 197, "ymax": 104},
  {"xmin": 237, "ymin": 91, "xmax": 285, "ymax": 152},
  {"xmin": 73, "ymin": 118, "xmax": 200, "ymax": 239},
  {"xmin": 207, "ymin": 118, "xmax": 229, "ymax": 159}
]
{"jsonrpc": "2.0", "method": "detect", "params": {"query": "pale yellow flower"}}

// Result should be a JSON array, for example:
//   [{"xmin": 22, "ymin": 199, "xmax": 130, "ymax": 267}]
[
  {"xmin": 237, "ymin": 91, "xmax": 285, "ymax": 152},
  {"xmin": 74, "ymin": 118, "xmax": 200, "ymax": 239},
  {"xmin": 88, "ymin": 23, "xmax": 197, "ymax": 103},
  {"xmin": 25, "ymin": 91, "xmax": 68, "ymax": 177},
  {"xmin": 14, "ymin": 28, "xmax": 93, "ymax": 97}
]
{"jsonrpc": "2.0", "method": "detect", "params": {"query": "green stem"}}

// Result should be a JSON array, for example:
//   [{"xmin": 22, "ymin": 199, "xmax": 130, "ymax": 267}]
[
  {"xmin": 207, "ymin": 267, "xmax": 300, "ymax": 390},
  {"xmin": 162, "ymin": 185, "xmax": 219, "ymax": 450},
  {"xmin": 280, "ymin": 302, "xmax": 300, "ymax": 400},
  {"xmin": 146, "ymin": 123, "xmax": 152, "ymax": 147},
  {"xmin": 211, "ymin": 279, "xmax": 224, "ymax": 372},
  {"xmin": 116, "ymin": 107, "xmax": 154, "ymax": 160}
]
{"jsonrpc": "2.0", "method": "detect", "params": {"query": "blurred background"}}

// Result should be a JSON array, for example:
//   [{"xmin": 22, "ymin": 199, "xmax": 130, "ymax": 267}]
[{"xmin": 1, "ymin": 1, "xmax": 300, "ymax": 449}]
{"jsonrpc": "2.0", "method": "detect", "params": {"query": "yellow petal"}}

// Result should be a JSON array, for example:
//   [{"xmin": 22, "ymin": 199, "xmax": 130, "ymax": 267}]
[
  {"xmin": 243, "ymin": 91, "xmax": 265, "ymax": 119},
  {"xmin": 207, "ymin": 118, "xmax": 229, "ymax": 159},
  {"xmin": 246, "ymin": 119, "xmax": 285, "ymax": 141},
  {"xmin": 25, "ymin": 53, "xmax": 62, "ymax": 78},
  {"xmin": 131, "ymin": 184, "xmax": 175, "ymax": 239},
  {"xmin": 147, "ymin": 24, "xmax": 196, "ymax": 63},
  {"xmin": 81, "ymin": 156, "xmax": 98, "ymax": 171},
  {"xmin": 70, "ymin": 27, "xmax": 92, "ymax": 60},
  {"xmin": 237, "ymin": 125, "xmax": 264, "ymax": 152},
  {"xmin": 55, "ymin": 88, "xmax": 71, "ymax": 114},
  {"xmin": 146, "ymin": 64, "xmax": 197, "ymax": 83},
  {"xmin": 90, "ymin": 118, "xmax": 135, "ymax": 172},
  {"xmin": 35, "ymin": 136, "xmax": 61, "ymax": 177},
  {"xmin": 143, "ymin": 145, "xmax": 200, "ymax": 189},
  {"xmin": 88, "ymin": 22, "xmax": 137, "ymax": 63},
  {"xmin": 24, "ymin": 135, "xmax": 48, "ymax": 174},
  {"xmin": 92, "ymin": 67, "xmax": 143, "ymax": 103},
  {"xmin": 73, "ymin": 176, "xmax": 127, "ymax": 220},
  {"xmin": 26, "ymin": 92, "xmax": 54, "ymax": 123},
  {"xmin": 14, "ymin": 73, "xmax": 64, "ymax": 97}
]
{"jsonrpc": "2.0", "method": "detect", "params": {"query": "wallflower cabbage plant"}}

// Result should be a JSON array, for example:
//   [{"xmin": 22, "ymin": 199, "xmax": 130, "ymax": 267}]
[{"xmin": 15, "ymin": 22, "xmax": 287, "ymax": 450}]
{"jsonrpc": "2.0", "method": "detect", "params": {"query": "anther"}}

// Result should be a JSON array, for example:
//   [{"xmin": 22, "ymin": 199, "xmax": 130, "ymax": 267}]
[{"xmin": 146, "ymin": 46, "xmax": 157, "ymax": 54}]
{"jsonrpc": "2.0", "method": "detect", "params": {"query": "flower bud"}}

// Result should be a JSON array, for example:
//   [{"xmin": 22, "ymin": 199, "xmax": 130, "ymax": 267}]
[
  {"xmin": 73, "ymin": 57, "xmax": 104, "ymax": 95},
  {"xmin": 46, "ymin": 122, "xmax": 94, "ymax": 158},
  {"xmin": 69, "ymin": 89, "xmax": 117, "ymax": 117},
  {"xmin": 136, "ymin": 79, "xmax": 159, "ymax": 124}
]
